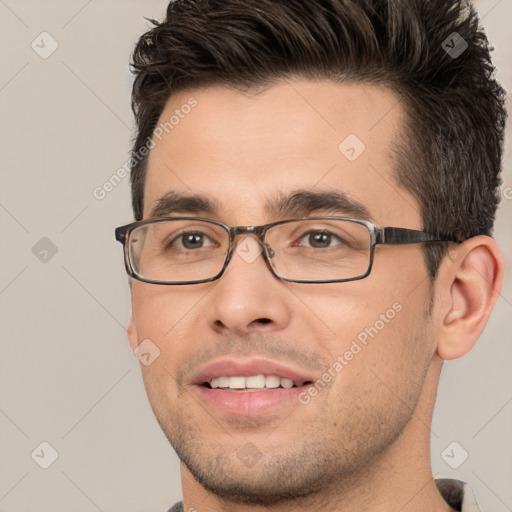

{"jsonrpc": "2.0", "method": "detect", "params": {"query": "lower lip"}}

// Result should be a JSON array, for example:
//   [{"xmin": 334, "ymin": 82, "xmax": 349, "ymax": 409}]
[{"xmin": 194, "ymin": 385, "xmax": 309, "ymax": 416}]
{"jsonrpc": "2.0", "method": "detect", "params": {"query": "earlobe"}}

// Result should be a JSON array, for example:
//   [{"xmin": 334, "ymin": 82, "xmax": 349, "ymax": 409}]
[
  {"xmin": 127, "ymin": 313, "xmax": 139, "ymax": 352},
  {"xmin": 436, "ymin": 236, "xmax": 503, "ymax": 361}
]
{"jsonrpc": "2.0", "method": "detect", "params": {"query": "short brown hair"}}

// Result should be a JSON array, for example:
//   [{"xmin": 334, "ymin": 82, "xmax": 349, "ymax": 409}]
[{"xmin": 129, "ymin": 0, "xmax": 506, "ymax": 279}]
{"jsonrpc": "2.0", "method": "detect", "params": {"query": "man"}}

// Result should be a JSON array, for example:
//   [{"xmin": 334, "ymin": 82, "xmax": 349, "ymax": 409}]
[{"xmin": 115, "ymin": 0, "xmax": 506, "ymax": 510}]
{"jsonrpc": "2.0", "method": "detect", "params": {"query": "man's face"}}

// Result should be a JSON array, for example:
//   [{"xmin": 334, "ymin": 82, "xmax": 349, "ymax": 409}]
[{"xmin": 128, "ymin": 80, "xmax": 438, "ymax": 502}]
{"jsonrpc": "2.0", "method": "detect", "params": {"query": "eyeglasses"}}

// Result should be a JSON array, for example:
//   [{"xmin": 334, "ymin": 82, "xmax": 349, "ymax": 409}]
[{"xmin": 115, "ymin": 217, "xmax": 459, "ymax": 285}]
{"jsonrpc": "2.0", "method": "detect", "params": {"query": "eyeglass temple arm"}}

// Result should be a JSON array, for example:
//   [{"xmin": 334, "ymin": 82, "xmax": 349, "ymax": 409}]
[{"xmin": 378, "ymin": 227, "xmax": 459, "ymax": 245}]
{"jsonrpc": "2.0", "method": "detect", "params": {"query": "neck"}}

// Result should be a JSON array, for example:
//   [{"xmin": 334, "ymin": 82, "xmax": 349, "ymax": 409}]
[{"xmin": 180, "ymin": 357, "xmax": 456, "ymax": 512}]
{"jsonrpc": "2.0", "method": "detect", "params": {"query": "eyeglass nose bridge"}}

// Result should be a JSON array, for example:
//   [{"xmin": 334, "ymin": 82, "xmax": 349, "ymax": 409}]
[
  {"xmin": 229, "ymin": 225, "xmax": 275, "ymax": 254},
  {"xmin": 231, "ymin": 225, "xmax": 265, "ymax": 236},
  {"xmin": 229, "ymin": 225, "xmax": 266, "ymax": 247},
  {"xmin": 224, "ymin": 225, "xmax": 277, "ymax": 272}
]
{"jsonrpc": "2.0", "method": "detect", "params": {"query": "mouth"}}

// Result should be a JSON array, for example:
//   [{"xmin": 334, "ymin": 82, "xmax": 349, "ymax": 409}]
[
  {"xmin": 202, "ymin": 374, "xmax": 313, "ymax": 392},
  {"xmin": 192, "ymin": 359, "xmax": 316, "ymax": 416}
]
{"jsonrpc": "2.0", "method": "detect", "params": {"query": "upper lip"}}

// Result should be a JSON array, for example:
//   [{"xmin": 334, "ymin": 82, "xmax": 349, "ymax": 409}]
[{"xmin": 192, "ymin": 358, "xmax": 316, "ymax": 385}]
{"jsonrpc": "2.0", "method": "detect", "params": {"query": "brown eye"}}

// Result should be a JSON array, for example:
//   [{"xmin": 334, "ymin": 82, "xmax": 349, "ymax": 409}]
[
  {"xmin": 297, "ymin": 230, "xmax": 343, "ymax": 249},
  {"xmin": 179, "ymin": 232, "xmax": 207, "ymax": 250}
]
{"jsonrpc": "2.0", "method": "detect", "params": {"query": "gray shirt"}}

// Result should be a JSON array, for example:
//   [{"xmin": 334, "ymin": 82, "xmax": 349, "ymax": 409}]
[{"xmin": 166, "ymin": 479, "xmax": 480, "ymax": 512}]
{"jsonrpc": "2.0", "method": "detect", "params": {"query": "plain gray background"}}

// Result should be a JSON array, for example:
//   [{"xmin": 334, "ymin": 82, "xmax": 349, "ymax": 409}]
[{"xmin": 0, "ymin": 0, "xmax": 511, "ymax": 510}]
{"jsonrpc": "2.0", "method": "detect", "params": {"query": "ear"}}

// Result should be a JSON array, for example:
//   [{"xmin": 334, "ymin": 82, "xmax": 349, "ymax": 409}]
[
  {"xmin": 435, "ymin": 235, "xmax": 504, "ymax": 360},
  {"xmin": 127, "ymin": 312, "xmax": 139, "ymax": 352}
]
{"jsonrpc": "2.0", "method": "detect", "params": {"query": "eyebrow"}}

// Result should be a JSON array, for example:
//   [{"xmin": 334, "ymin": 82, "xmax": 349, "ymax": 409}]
[{"xmin": 149, "ymin": 189, "xmax": 373, "ymax": 222}]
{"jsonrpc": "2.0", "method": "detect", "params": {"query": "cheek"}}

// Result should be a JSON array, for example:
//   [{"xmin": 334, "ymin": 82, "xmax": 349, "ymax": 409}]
[
  {"xmin": 347, "ymin": 297, "xmax": 433, "ymax": 403},
  {"xmin": 316, "ymin": 297, "xmax": 434, "ymax": 439},
  {"xmin": 309, "ymin": 275, "xmax": 432, "ymax": 379},
  {"xmin": 295, "ymin": 284, "xmax": 402, "ymax": 346},
  {"xmin": 131, "ymin": 283, "xmax": 200, "ymax": 340},
  {"xmin": 130, "ymin": 285, "xmax": 200, "ymax": 388}
]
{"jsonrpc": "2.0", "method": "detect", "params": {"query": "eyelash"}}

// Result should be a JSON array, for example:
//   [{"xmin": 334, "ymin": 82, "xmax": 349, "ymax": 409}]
[{"xmin": 169, "ymin": 229, "xmax": 346, "ymax": 250}]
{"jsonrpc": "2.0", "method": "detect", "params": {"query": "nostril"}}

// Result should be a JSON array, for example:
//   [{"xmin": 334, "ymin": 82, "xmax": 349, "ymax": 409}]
[{"xmin": 256, "ymin": 318, "xmax": 272, "ymax": 324}]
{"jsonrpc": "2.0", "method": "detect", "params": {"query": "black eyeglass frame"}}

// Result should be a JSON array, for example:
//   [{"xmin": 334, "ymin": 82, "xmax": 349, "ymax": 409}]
[{"xmin": 115, "ymin": 216, "xmax": 460, "ymax": 285}]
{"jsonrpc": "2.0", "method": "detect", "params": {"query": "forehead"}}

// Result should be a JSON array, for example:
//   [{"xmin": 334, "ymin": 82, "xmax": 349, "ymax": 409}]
[{"xmin": 144, "ymin": 79, "xmax": 420, "ymax": 227}]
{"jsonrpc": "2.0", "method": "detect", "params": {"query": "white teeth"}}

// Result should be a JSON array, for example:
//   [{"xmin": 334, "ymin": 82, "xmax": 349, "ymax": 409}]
[
  {"xmin": 228, "ymin": 376, "xmax": 245, "ymax": 389},
  {"xmin": 208, "ymin": 375, "xmax": 304, "ymax": 390},
  {"xmin": 245, "ymin": 375, "xmax": 265, "ymax": 388},
  {"xmin": 265, "ymin": 375, "xmax": 281, "ymax": 388},
  {"xmin": 217, "ymin": 376, "xmax": 230, "ymax": 388},
  {"xmin": 280, "ymin": 378, "xmax": 293, "ymax": 389}
]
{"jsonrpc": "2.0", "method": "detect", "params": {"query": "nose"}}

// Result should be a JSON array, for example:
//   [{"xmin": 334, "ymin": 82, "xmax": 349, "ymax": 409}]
[{"xmin": 206, "ymin": 235, "xmax": 292, "ymax": 337}]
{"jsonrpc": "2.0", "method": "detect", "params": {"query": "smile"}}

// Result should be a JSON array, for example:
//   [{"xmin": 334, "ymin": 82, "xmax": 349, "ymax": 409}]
[
  {"xmin": 192, "ymin": 359, "xmax": 317, "ymax": 416},
  {"xmin": 205, "ymin": 374, "xmax": 310, "ymax": 391}
]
